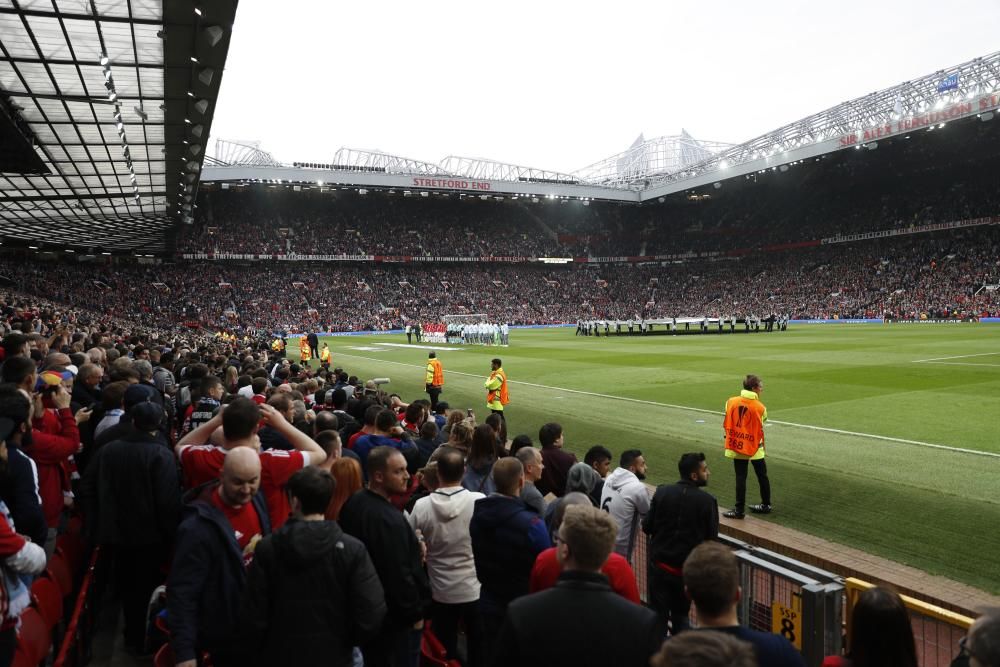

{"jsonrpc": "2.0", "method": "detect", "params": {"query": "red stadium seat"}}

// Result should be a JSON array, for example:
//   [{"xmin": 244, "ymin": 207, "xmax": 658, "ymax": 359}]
[
  {"xmin": 30, "ymin": 576, "xmax": 64, "ymax": 629},
  {"xmin": 420, "ymin": 624, "xmax": 461, "ymax": 667},
  {"xmin": 55, "ymin": 532, "xmax": 86, "ymax": 576},
  {"xmin": 63, "ymin": 515, "xmax": 83, "ymax": 539},
  {"xmin": 153, "ymin": 642, "xmax": 174, "ymax": 667},
  {"xmin": 10, "ymin": 648, "xmax": 34, "ymax": 667},
  {"xmin": 46, "ymin": 553, "xmax": 74, "ymax": 598},
  {"xmin": 15, "ymin": 607, "xmax": 52, "ymax": 665}
]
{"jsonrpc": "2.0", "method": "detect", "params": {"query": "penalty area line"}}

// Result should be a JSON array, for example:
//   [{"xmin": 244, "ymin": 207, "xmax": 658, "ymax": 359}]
[{"xmin": 334, "ymin": 351, "xmax": 1000, "ymax": 459}]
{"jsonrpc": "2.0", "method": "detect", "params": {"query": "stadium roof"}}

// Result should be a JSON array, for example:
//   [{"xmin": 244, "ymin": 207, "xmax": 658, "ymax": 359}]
[
  {"xmin": 0, "ymin": 0, "xmax": 236, "ymax": 253},
  {"xmin": 204, "ymin": 50, "xmax": 1000, "ymax": 205},
  {"xmin": 642, "ymin": 49, "xmax": 1000, "ymax": 200}
]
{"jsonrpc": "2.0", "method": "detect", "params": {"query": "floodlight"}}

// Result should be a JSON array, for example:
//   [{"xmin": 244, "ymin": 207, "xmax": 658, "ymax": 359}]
[
  {"xmin": 100, "ymin": 55, "xmax": 109, "ymax": 66},
  {"xmin": 194, "ymin": 7, "xmax": 202, "ymax": 15},
  {"xmin": 202, "ymin": 25, "xmax": 224, "ymax": 47},
  {"xmin": 190, "ymin": 124, "xmax": 204, "ymax": 138},
  {"xmin": 193, "ymin": 99, "xmax": 209, "ymax": 115},
  {"xmin": 198, "ymin": 67, "xmax": 215, "ymax": 86}
]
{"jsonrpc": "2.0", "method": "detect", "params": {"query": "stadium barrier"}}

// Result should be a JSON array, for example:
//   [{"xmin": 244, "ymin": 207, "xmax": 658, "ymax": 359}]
[
  {"xmin": 629, "ymin": 494, "xmax": 844, "ymax": 667},
  {"xmin": 843, "ymin": 577, "xmax": 973, "ymax": 667},
  {"xmin": 733, "ymin": 543, "xmax": 844, "ymax": 667}
]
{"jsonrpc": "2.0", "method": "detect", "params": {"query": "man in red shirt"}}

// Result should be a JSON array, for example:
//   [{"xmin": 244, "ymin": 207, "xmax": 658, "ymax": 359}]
[
  {"xmin": 529, "ymin": 492, "xmax": 640, "ymax": 604},
  {"xmin": 175, "ymin": 397, "xmax": 324, "ymax": 529}
]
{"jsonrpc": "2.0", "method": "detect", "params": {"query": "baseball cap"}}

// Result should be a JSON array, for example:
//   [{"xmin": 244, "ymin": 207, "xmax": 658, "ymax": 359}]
[
  {"xmin": 129, "ymin": 401, "xmax": 164, "ymax": 431},
  {"xmin": 35, "ymin": 370, "xmax": 72, "ymax": 391},
  {"xmin": 124, "ymin": 383, "xmax": 159, "ymax": 409}
]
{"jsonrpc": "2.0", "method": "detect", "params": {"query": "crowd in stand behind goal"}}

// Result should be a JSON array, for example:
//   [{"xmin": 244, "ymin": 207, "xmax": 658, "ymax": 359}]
[{"xmin": 0, "ymin": 295, "xmax": 996, "ymax": 667}]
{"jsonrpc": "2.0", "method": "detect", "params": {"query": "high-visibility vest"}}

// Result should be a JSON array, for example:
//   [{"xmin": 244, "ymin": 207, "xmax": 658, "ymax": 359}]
[
  {"xmin": 723, "ymin": 393, "xmax": 766, "ymax": 457},
  {"xmin": 426, "ymin": 359, "xmax": 444, "ymax": 387},
  {"xmin": 300, "ymin": 338, "xmax": 311, "ymax": 360},
  {"xmin": 320, "ymin": 347, "xmax": 331, "ymax": 363},
  {"xmin": 485, "ymin": 368, "xmax": 509, "ymax": 408}
]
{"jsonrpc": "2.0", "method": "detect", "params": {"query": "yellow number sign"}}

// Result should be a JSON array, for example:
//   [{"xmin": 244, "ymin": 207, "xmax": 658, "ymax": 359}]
[{"xmin": 771, "ymin": 595, "xmax": 803, "ymax": 651}]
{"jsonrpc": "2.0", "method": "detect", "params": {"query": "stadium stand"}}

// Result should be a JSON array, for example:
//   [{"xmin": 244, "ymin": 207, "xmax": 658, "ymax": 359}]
[{"xmin": 2, "ymin": 1, "xmax": 1000, "ymax": 665}]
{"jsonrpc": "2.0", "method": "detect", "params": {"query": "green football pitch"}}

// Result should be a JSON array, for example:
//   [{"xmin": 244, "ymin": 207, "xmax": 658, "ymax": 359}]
[{"xmin": 294, "ymin": 324, "xmax": 1000, "ymax": 593}]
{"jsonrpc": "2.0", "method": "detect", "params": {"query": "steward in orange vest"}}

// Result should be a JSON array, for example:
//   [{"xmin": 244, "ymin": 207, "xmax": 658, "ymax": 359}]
[
  {"xmin": 425, "ymin": 351, "xmax": 444, "ymax": 410},
  {"xmin": 484, "ymin": 357, "xmax": 509, "ymax": 415},
  {"xmin": 722, "ymin": 374, "xmax": 772, "ymax": 519}
]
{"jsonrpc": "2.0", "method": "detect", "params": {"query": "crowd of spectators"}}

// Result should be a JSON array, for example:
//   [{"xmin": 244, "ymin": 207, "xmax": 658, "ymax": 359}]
[
  {"xmin": 176, "ymin": 191, "xmax": 559, "ymax": 258},
  {"xmin": 4, "ymin": 224, "xmax": 998, "ymax": 334},
  {"xmin": 0, "ymin": 300, "xmax": 996, "ymax": 667}
]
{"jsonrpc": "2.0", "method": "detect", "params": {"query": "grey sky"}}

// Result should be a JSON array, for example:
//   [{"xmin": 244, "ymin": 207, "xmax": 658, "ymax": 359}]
[{"xmin": 210, "ymin": 0, "xmax": 1000, "ymax": 174}]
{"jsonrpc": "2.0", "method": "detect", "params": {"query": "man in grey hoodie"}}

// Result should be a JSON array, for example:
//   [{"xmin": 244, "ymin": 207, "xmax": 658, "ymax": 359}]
[
  {"xmin": 600, "ymin": 449, "xmax": 650, "ymax": 561},
  {"xmin": 407, "ymin": 447, "xmax": 485, "ymax": 666}
]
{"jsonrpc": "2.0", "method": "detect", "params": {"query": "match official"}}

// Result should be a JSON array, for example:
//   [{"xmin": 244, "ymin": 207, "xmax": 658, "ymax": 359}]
[{"xmin": 722, "ymin": 374, "xmax": 771, "ymax": 519}]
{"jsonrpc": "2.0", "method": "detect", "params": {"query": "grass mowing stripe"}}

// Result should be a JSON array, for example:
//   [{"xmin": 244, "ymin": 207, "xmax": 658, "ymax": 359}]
[{"xmin": 334, "ymin": 350, "xmax": 1000, "ymax": 459}]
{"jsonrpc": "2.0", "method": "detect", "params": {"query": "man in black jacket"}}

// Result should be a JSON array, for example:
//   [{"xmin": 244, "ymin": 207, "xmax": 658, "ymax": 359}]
[
  {"xmin": 79, "ymin": 402, "xmax": 180, "ymax": 653},
  {"xmin": 491, "ymin": 505, "xmax": 663, "ymax": 667},
  {"xmin": 167, "ymin": 448, "xmax": 271, "ymax": 667},
  {"xmin": 339, "ymin": 446, "xmax": 430, "ymax": 667},
  {"xmin": 242, "ymin": 466, "xmax": 386, "ymax": 666},
  {"xmin": 0, "ymin": 392, "xmax": 48, "ymax": 548},
  {"xmin": 642, "ymin": 452, "xmax": 718, "ymax": 635},
  {"xmin": 307, "ymin": 332, "xmax": 319, "ymax": 360}
]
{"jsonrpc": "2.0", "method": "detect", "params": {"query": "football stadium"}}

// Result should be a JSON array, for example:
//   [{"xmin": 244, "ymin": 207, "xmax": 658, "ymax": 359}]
[{"xmin": 1, "ymin": 1, "xmax": 999, "ymax": 666}]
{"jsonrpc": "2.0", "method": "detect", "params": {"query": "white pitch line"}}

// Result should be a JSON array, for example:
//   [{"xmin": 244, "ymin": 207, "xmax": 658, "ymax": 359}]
[
  {"xmin": 915, "ymin": 361, "xmax": 1000, "ymax": 368},
  {"xmin": 334, "ymin": 351, "xmax": 1000, "ymax": 459},
  {"xmin": 912, "ymin": 352, "xmax": 1000, "ymax": 363}
]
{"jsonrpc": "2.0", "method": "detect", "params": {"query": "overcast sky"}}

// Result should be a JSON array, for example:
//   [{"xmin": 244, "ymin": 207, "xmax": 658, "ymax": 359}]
[{"xmin": 209, "ymin": 0, "xmax": 1000, "ymax": 174}]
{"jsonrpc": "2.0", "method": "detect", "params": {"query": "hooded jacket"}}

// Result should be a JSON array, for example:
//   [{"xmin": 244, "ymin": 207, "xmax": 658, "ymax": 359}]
[
  {"xmin": 600, "ymin": 467, "xmax": 651, "ymax": 560},
  {"xmin": 469, "ymin": 494, "xmax": 550, "ymax": 610},
  {"xmin": 407, "ymin": 485, "xmax": 485, "ymax": 604},
  {"xmin": 167, "ymin": 482, "xmax": 271, "ymax": 663},
  {"xmin": 241, "ymin": 518, "xmax": 386, "ymax": 667}
]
